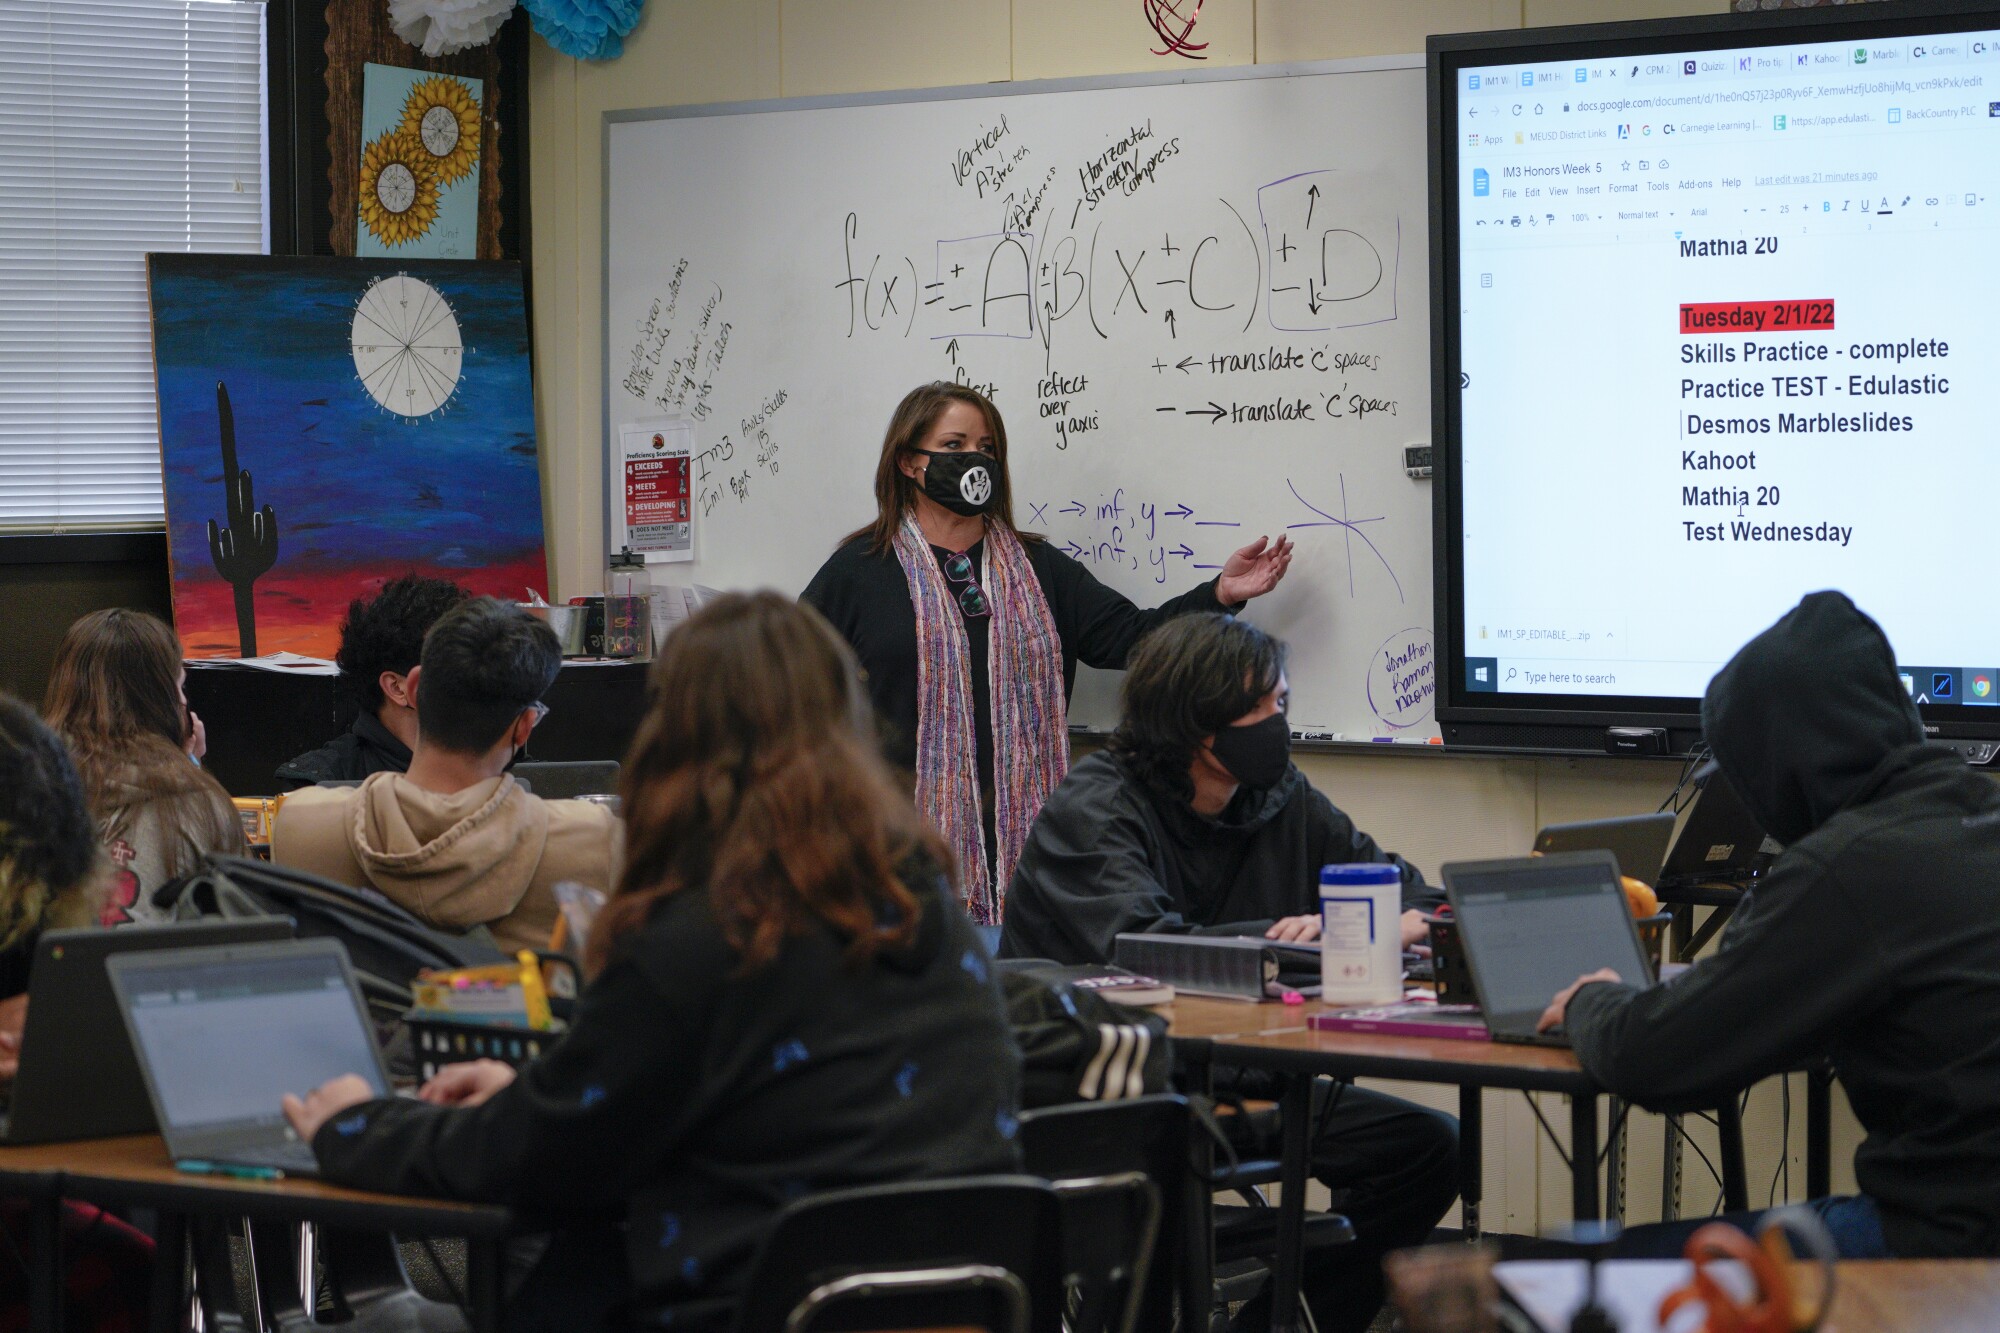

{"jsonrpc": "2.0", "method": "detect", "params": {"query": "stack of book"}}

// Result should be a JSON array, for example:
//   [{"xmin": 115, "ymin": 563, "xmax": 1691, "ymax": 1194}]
[{"xmin": 409, "ymin": 951, "xmax": 557, "ymax": 1031}]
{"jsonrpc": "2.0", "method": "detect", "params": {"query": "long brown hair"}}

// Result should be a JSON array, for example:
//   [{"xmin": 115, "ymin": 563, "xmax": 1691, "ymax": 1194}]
[
  {"xmin": 43, "ymin": 609, "xmax": 244, "ymax": 871},
  {"xmin": 590, "ymin": 592, "xmax": 949, "ymax": 973},
  {"xmin": 845, "ymin": 381, "xmax": 1027, "ymax": 554}
]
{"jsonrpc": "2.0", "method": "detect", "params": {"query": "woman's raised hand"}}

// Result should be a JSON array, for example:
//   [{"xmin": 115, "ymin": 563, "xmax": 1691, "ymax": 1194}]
[{"xmin": 1215, "ymin": 535, "xmax": 1294, "ymax": 605}]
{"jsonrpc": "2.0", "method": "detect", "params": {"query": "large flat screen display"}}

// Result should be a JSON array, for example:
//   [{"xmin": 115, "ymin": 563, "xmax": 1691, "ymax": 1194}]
[{"xmin": 1432, "ymin": 2, "xmax": 2000, "ymax": 748}]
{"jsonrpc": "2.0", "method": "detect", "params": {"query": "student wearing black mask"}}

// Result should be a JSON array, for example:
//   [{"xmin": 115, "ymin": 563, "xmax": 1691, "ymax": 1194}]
[
  {"xmin": 803, "ymin": 383, "xmax": 1293, "ymax": 927},
  {"xmin": 1540, "ymin": 591, "xmax": 2000, "ymax": 1260},
  {"xmin": 1000, "ymin": 613, "xmax": 1454, "ymax": 1333}
]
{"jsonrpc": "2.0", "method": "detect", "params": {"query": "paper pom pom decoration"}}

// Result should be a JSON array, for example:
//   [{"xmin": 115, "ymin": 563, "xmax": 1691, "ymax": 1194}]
[
  {"xmin": 389, "ymin": 0, "xmax": 517, "ymax": 57},
  {"xmin": 521, "ymin": 0, "xmax": 645, "ymax": 61}
]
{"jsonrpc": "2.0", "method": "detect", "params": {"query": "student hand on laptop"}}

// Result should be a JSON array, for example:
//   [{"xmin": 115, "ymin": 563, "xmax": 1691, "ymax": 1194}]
[
  {"xmin": 419, "ymin": 1059, "xmax": 517, "ymax": 1108},
  {"xmin": 1536, "ymin": 969, "xmax": 1623, "ymax": 1035},
  {"xmin": 282, "ymin": 1074, "xmax": 377, "ymax": 1143},
  {"xmin": 1266, "ymin": 915, "xmax": 1322, "ymax": 943},
  {"xmin": 1267, "ymin": 910, "xmax": 1432, "ymax": 948}
]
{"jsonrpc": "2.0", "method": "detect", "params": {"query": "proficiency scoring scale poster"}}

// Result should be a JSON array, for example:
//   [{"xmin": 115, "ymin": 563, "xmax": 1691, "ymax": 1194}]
[{"xmin": 616, "ymin": 418, "xmax": 695, "ymax": 561}]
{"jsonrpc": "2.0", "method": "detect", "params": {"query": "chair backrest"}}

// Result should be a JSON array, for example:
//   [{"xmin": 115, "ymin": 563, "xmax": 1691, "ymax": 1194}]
[
  {"xmin": 730, "ymin": 1175, "xmax": 1064, "ymax": 1333},
  {"xmin": 511, "ymin": 759, "xmax": 620, "ymax": 798},
  {"xmin": 782, "ymin": 1265, "xmax": 1028, "ymax": 1333},
  {"xmin": 1045, "ymin": 1173, "xmax": 1160, "ymax": 1333},
  {"xmin": 1018, "ymin": 1095, "xmax": 1190, "ymax": 1333}
]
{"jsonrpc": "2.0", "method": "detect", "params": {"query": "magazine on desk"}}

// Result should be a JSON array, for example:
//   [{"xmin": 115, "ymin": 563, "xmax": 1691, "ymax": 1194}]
[{"xmin": 1308, "ymin": 1001, "xmax": 1489, "ymax": 1041}]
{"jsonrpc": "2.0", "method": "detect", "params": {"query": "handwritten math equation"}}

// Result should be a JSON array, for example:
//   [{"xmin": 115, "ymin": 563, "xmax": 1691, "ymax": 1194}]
[
  {"xmin": 1028, "ymin": 473, "xmax": 1402, "ymax": 601},
  {"xmin": 837, "ymin": 162, "xmax": 1401, "ymax": 359},
  {"xmin": 1026, "ymin": 489, "xmax": 1239, "ymax": 585}
]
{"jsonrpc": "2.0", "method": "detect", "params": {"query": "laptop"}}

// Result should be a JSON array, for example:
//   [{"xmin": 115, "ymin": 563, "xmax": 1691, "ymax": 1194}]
[
  {"xmin": 0, "ymin": 918, "xmax": 293, "ymax": 1144},
  {"xmin": 511, "ymin": 760, "xmax": 620, "ymax": 799},
  {"xmin": 106, "ymin": 939, "xmax": 391, "ymax": 1176},
  {"xmin": 1533, "ymin": 812, "xmax": 1677, "ymax": 884},
  {"xmin": 1441, "ymin": 851, "xmax": 1655, "ymax": 1048},
  {"xmin": 1657, "ymin": 766, "xmax": 1778, "ymax": 891}
]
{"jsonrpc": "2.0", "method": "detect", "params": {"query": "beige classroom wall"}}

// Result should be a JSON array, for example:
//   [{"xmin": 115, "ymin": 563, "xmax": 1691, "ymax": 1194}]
[{"xmin": 529, "ymin": 0, "xmax": 1855, "ymax": 1232}]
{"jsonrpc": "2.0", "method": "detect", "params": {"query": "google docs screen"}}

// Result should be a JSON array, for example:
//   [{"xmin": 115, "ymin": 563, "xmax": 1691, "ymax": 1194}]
[{"xmin": 1449, "ymin": 21, "xmax": 2000, "ymax": 712}]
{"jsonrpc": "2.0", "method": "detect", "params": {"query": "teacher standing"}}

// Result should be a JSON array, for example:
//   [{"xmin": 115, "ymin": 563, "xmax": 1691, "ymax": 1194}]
[{"xmin": 803, "ymin": 382, "xmax": 1292, "ymax": 924}]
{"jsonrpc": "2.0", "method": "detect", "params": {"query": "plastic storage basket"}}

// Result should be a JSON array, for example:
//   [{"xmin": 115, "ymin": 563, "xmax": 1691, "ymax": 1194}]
[{"xmin": 408, "ymin": 1014, "xmax": 566, "ymax": 1082}]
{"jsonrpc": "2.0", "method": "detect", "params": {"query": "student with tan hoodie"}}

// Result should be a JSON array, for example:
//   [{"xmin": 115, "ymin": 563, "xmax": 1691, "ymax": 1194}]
[{"xmin": 273, "ymin": 598, "xmax": 617, "ymax": 953}]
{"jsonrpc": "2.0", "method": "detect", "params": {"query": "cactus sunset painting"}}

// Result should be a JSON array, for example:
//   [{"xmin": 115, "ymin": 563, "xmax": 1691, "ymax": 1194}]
[{"xmin": 146, "ymin": 256, "xmax": 546, "ymax": 658}]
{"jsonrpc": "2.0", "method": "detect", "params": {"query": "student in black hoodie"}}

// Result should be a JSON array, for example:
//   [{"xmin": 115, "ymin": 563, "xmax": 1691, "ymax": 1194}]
[
  {"xmin": 1001, "ymin": 613, "xmax": 1455, "ymax": 1333},
  {"xmin": 1540, "ymin": 591, "xmax": 2000, "ymax": 1259},
  {"xmin": 283, "ymin": 593, "xmax": 1022, "ymax": 1332},
  {"xmin": 1001, "ymin": 612, "xmax": 1441, "ymax": 960}
]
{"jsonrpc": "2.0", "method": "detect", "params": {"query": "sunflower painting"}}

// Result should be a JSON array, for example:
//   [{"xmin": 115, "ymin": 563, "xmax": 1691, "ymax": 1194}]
[{"xmin": 356, "ymin": 64, "xmax": 483, "ymax": 259}]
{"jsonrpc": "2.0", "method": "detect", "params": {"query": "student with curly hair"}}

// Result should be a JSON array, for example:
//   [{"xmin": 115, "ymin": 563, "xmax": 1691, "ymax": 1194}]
[
  {"xmin": 43, "ymin": 610, "xmax": 244, "ymax": 925},
  {"xmin": 0, "ymin": 693, "xmax": 109, "ymax": 1029},
  {"xmin": 277, "ymin": 574, "xmax": 471, "ymax": 787},
  {"xmin": 0, "ymin": 694, "xmax": 153, "ymax": 1332}
]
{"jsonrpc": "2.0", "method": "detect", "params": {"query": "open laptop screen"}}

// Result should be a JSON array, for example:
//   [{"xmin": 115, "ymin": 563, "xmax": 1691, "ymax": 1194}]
[
  {"xmin": 1449, "ymin": 857, "xmax": 1651, "ymax": 1025},
  {"xmin": 116, "ymin": 948, "xmax": 387, "ymax": 1138}
]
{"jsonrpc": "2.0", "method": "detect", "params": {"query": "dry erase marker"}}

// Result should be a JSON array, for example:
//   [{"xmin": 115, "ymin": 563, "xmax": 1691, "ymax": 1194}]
[
  {"xmin": 177, "ymin": 1159, "xmax": 284, "ymax": 1181},
  {"xmin": 1291, "ymin": 729, "xmax": 1339, "ymax": 742}
]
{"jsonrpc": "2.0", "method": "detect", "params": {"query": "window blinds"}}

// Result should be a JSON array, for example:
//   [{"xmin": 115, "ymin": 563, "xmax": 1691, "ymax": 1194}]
[{"xmin": 0, "ymin": 0, "xmax": 267, "ymax": 533}]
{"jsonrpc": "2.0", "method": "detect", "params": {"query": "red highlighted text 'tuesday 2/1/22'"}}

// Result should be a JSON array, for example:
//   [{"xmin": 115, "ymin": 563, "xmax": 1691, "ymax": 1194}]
[{"xmin": 1679, "ymin": 300, "xmax": 1836, "ymax": 335}]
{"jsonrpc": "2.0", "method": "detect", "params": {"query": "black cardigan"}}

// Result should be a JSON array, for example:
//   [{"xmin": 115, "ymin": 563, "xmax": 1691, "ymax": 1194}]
[
  {"xmin": 311, "ymin": 872, "xmax": 1022, "ymax": 1331},
  {"xmin": 801, "ymin": 533, "xmax": 1233, "ymax": 782}
]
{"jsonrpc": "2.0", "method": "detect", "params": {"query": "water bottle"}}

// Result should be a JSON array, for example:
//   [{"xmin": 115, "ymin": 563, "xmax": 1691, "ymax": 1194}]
[{"xmin": 1319, "ymin": 863, "xmax": 1404, "ymax": 1006}]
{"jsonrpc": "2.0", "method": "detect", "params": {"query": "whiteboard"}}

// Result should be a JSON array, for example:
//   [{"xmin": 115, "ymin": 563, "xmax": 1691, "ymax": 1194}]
[{"xmin": 604, "ymin": 57, "xmax": 1436, "ymax": 739}]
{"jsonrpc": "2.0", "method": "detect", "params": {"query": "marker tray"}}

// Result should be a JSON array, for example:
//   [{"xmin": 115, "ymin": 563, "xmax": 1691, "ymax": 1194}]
[{"xmin": 407, "ymin": 1013, "xmax": 566, "ymax": 1082}]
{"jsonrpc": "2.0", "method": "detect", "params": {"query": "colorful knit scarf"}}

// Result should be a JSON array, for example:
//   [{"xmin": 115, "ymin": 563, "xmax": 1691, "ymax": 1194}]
[{"xmin": 891, "ymin": 514, "xmax": 1068, "ymax": 924}]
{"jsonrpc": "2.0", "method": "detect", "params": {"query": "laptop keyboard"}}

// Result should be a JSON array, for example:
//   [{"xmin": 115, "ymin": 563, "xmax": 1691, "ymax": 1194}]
[{"xmin": 226, "ymin": 1143, "xmax": 320, "ymax": 1174}]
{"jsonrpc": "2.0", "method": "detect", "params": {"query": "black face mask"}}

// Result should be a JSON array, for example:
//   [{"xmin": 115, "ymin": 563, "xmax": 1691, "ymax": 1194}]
[
  {"xmin": 917, "ymin": 450, "xmax": 997, "ymax": 517},
  {"xmin": 1208, "ymin": 712, "xmax": 1291, "ymax": 790}
]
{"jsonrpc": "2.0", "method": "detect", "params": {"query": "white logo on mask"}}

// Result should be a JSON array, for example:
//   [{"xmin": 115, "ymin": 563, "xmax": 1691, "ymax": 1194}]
[{"xmin": 960, "ymin": 466, "xmax": 993, "ymax": 506}]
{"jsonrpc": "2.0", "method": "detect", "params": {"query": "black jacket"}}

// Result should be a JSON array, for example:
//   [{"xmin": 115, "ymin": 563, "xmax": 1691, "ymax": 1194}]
[
  {"xmin": 801, "ymin": 535, "xmax": 1231, "ymax": 781},
  {"xmin": 997, "ymin": 750, "xmax": 1438, "ymax": 964},
  {"xmin": 275, "ymin": 712, "xmax": 412, "ymax": 790},
  {"xmin": 1567, "ymin": 591, "xmax": 2000, "ymax": 1258},
  {"xmin": 312, "ymin": 871, "xmax": 1023, "ymax": 1330}
]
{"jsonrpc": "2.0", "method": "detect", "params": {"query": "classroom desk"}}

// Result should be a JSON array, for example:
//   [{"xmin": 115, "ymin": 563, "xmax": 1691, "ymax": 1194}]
[
  {"xmin": 0, "ymin": 1135, "xmax": 514, "ymax": 1333},
  {"xmin": 1163, "ymin": 996, "xmax": 1594, "ymax": 1231},
  {"xmin": 1164, "ymin": 997, "xmax": 1596, "ymax": 1333},
  {"xmin": 0, "ymin": 1153, "xmax": 69, "ymax": 1333},
  {"xmin": 1164, "ymin": 996, "xmax": 1835, "ymax": 1333}
]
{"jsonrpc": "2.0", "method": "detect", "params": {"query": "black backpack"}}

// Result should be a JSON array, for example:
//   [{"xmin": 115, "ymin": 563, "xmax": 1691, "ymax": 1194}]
[
  {"xmin": 999, "ymin": 968, "xmax": 1172, "ymax": 1109},
  {"xmin": 155, "ymin": 854, "xmax": 507, "ymax": 1024}
]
